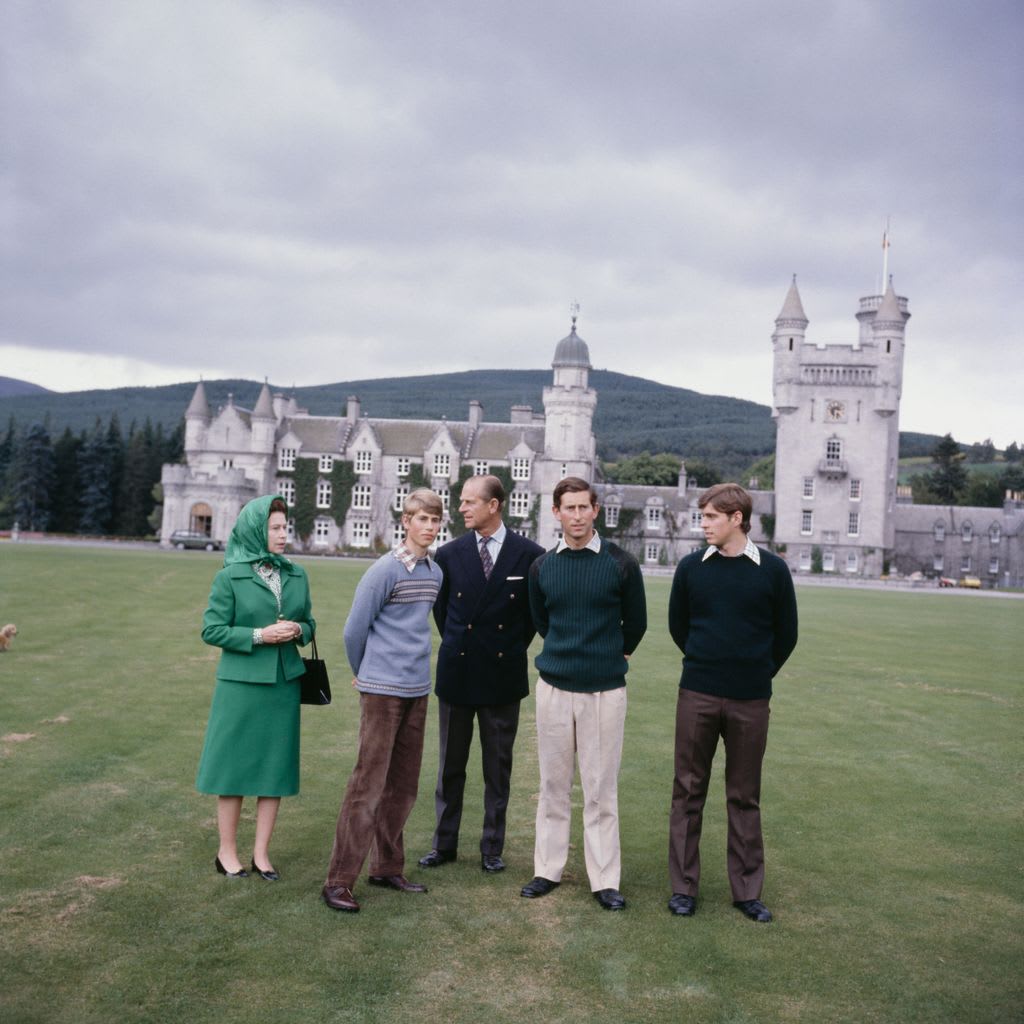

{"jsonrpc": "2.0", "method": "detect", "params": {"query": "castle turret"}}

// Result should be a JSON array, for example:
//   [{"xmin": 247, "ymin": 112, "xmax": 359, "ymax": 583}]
[
  {"xmin": 251, "ymin": 380, "xmax": 276, "ymax": 455},
  {"xmin": 544, "ymin": 318, "xmax": 596, "ymax": 461},
  {"xmin": 184, "ymin": 380, "xmax": 211, "ymax": 453},
  {"xmin": 872, "ymin": 280, "xmax": 910, "ymax": 396},
  {"xmin": 772, "ymin": 276, "xmax": 807, "ymax": 414}
]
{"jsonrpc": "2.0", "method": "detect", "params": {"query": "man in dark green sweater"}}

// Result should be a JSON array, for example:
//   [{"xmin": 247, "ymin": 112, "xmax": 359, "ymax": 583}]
[
  {"xmin": 667, "ymin": 483, "xmax": 798, "ymax": 923},
  {"xmin": 521, "ymin": 477, "xmax": 647, "ymax": 911}
]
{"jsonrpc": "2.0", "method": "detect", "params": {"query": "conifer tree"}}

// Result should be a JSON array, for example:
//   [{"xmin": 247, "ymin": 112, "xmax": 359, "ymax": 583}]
[
  {"xmin": 78, "ymin": 418, "xmax": 115, "ymax": 534},
  {"xmin": 50, "ymin": 427, "xmax": 84, "ymax": 533},
  {"xmin": 926, "ymin": 433, "xmax": 968, "ymax": 503},
  {"xmin": 7, "ymin": 423, "xmax": 55, "ymax": 531}
]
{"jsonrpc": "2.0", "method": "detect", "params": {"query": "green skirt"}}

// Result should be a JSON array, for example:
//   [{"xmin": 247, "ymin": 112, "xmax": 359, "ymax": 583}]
[{"xmin": 195, "ymin": 662, "xmax": 300, "ymax": 797}]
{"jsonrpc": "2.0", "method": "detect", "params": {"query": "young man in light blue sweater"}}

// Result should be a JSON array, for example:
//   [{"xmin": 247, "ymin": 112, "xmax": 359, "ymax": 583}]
[{"xmin": 322, "ymin": 489, "xmax": 444, "ymax": 913}]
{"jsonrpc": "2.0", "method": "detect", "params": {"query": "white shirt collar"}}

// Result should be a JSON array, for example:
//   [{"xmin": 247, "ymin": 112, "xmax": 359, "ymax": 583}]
[
  {"xmin": 477, "ymin": 522, "xmax": 507, "ymax": 547},
  {"xmin": 556, "ymin": 531, "xmax": 602, "ymax": 554},
  {"xmin": 702, "ymin": 536, "xmax": 761, "ymax": 565}
]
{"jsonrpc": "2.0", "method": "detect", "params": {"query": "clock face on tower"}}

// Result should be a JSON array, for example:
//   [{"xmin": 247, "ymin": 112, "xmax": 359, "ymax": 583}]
[{"xmin": 826, "ymin": 400, "xmax": 846, "ymax": 422}]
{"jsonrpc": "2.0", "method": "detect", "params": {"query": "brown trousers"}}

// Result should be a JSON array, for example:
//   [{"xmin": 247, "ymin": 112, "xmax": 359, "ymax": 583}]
[
  {"xmin": 325, "ymin": 692, "xmax": 428, "ymax": 889},
  {"xmin": 668, "ymin": 688, "xmax": 770, "ymax": 902}
]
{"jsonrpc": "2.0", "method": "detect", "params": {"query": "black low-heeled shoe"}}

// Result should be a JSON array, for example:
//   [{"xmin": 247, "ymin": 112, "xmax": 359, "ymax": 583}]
[
  {"xmin": 250, "ymin": 859, "xmax": 280, "ymax": 881},
  {"xmin": 215, "ymin": 856, "xmax": 249, "ymax": 878}
]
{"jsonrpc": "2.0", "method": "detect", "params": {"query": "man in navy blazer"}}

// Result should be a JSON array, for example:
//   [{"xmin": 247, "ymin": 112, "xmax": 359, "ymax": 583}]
[{"xmin": 419, "ymin": 475, "xmax": 544, "ymax": 872}]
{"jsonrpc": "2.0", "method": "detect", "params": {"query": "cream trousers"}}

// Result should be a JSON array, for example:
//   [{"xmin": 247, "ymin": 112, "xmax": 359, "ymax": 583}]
[{"xmin": 533, "ymin": 678, "xmax": 627, "ymax": 892}]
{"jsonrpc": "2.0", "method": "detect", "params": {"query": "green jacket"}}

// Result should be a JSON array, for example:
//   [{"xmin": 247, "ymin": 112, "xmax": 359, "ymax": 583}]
[{"xmin": 201, "ymin": 562, "xmax": 316, "ymax": 684}]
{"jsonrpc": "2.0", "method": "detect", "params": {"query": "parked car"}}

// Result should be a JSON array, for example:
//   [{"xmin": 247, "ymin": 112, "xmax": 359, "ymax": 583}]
[
  {"xmin": 957, "ymin": 576, "xmax": 981, "ymax": 589},
  {"xmin": 170, "ymin": 530, "xmax": 222, "ymax": 552},
  {"xmin": 938, "ymin": 577, "xmax": 956, "ymax": 588}
]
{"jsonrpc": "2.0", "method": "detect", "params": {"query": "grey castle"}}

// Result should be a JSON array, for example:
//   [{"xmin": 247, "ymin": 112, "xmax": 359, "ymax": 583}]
[{"xmin": 160, "ymin": 284, "xmax": 1023, "ymax": 586}]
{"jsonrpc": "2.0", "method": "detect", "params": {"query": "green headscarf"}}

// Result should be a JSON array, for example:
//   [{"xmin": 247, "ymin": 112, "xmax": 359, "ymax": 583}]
[{"xmin": 223, "ymin": 495, "xmax": 292, "ymax": 569}]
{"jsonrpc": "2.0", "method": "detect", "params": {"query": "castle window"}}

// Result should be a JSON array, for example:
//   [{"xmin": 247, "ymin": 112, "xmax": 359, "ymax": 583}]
[
  {"xmin": 560, "ymin": 463, "xmax": 568, "ymax": 478},
  {"xmin": 474, "ymin": 461, "xmax": 489, "ymax": 476},
  {"xmin": 646, "ymin": 506, "xmax": 663, "ymax": 529},
  {"xmin": 355, "ymin": 451, "xmax": 373, "ymax": 474},
  {"xmin": 286, "ymin": 518, "xmax": 296, "ymax": 543},
  {"xmin": 849, "ymin": 479, "xmax": 862, "ymax": 500},
  {"xmin": 799, "ymin": 549, "xmax": 811, "ymax": 570},
  {"xmin": 434, "ymin": 486, "xmax": 450, "ymax": 511},
  {"xmin": 351, "ymin": 521, "xmax": 370, "ymax": 548},
  {"xmin": 277, "ymin": 479, "xmax": 296, "ymax": 507},
  {"xmin": 319, "ymin": 454, "xmax": 334, "ymax": 473},
  {"xmin": 886, "ymin": 340, "xmax": 891, "ymax": 354},
  {"xmin": 989, "ymin": 556, "xmax": 999, "ymax": 574},
  {"xmin": 689, "ymin": 509, "xmax": 702, "ymax": 532},
  {"xmin": 788, "ymin": 338, "xmax": 793, "ymax": 351},
  {"xmin": 933, "ymin": 554, "xmax": 943, "ymax": 572},
  {"xmin": 846, "ymin": 552, "xmax": 858, "ymax": 573},
  {"xmin": 433, "ymin": 453, "xmax": 451, "ymax": 477},
  {"xmin": 960, "ymin": 554, "xmax": 971, "ymax": 573},
  {"xmin": 510, "ymin": 491, "xmax": 531, "ymax": 518},
  {"xmin": 801, "ymin": 510, "xmax": 813, "ymax": 535},
  {"xmin": 802, "ymin": 477, "xmax": 815, "ymax": 499},
  {"xmin": 436, "ymin": 525, "xmax": 450, "ymax": 546},
  {"xmin": 605, "ymin": 505, "xmax": 620, "ymax": 528},
  {"xmin": 278, "ymin": 447, "xmax": 296, "ymax": 471},
  {"xmin": 313, "ymin": 518, "xmax": 331, "ymax": 547},
  {"xmin": 221, "ymin": 458, "xmax": 233, "ymax": 469},
  {"xmin": 316, "ymin": 481, "xmax": 332, "ymax": 509},
  {"xmin": 847, "ymin": 513, "xmax": 860, "ymax": 537},
  {"xmin": 392, "ymin": 522, "xmax": 406, "ymax": 545},
  {"xmin": 511, "ymin": 458, "xmax": 531, "ymax": 481},
  {"xmin": 352, "ymin": 485, "xmax": 372, "ymax": 510},
  {"xmin": 988, "ymin": 523, "xmax": 1001, "ymax": 544},
  {"xmin": 645, "ymin": 543, "xmax": 660, "ymax": 563},
  {"xmin": 825, "ymin": 438, "xmax": 843, "ymax": 463},
  {"xmin": 934, "ymin": 523, "xmax": 945, "ymax": 542},
  {"xmin": 823, "ymin": 550, "xmax": 835, "ymax": 572},
  {"xmin": 397, "ymin": 457, "xmax": 411, "ymax": 477},
  {"xmin": 393, "ymin": 484, "xmax": 409, "ymax": 512},
  {"xmin": 961, "ymin": 522, "xmax": 973, "ymax": 543}
]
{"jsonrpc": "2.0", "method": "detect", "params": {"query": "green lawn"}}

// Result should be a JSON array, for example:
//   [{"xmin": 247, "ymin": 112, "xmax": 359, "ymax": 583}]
[{"xmin": 1, "ymin": 545, "xmax": 1021, "ymax": 1024}]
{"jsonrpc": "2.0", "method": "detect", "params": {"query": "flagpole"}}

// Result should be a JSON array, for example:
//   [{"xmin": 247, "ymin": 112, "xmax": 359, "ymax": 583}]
[{"xmin": 881, "ymin": 216, "xmax": 891, "ymax": 293}]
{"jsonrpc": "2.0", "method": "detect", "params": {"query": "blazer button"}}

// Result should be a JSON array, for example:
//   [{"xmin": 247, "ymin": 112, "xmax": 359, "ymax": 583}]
[
  {"xmin": 467, "ymin": 623, "xmax": 473, "ymax": 630},
  {"xmin": 497, "ymin": 652, "xmax": 503, "ymax": 658},
  {"xmin": 457, "ymin": 592, "xmax": 462, "ymax": 598},
  {"xmin": 510, "ymin": 593, "xmax": 515, "ymax": 599},
  {"xmin": 498, "ymin": 624, "xmax": 503, "ymax": 630},
  {"xmin": 460, "ymin": 652, "xmax": 465, "ymax": 657}
]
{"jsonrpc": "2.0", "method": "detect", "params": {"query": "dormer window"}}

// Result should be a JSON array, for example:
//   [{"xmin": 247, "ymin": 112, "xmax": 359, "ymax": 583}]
[
  {"xmin": 961, "ymin": 522, "xmax": 973, "ymax": 543},
  {"xmin": 432, "ymin": 453, "xmax": 450, "ymax": 477},
  {"xmin": 355, "ymin": 451, "xmax": 373, "ymax": 474}
]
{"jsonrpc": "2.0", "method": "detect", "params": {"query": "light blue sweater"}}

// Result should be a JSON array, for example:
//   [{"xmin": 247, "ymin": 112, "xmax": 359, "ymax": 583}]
[{"xmin": 343, "ymin": 551, "xmax": 443, "ymax": 698}]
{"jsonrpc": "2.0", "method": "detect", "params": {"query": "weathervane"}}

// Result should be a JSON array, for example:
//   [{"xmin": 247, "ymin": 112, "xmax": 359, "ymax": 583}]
[{"xmin": 569, "ymin": 300, "xmax": 580, "ymax": 329}]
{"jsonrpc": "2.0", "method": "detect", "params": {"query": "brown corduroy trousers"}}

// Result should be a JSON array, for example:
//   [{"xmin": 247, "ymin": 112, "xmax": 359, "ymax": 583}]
[{"xmin": 325, "ymin": 692, "xmax": 428, "ymax": 889}]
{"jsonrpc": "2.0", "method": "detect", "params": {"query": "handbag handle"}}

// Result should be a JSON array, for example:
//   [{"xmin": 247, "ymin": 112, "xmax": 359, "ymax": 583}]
[{"xmin": 306, "ymin": 634, "xmax": 319, "ymax": 659}]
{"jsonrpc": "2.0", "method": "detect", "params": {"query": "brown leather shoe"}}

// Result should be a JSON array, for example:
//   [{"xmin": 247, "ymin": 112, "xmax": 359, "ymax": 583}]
[
  {"xmin": 322, "ymin": 885, "xmax": 360, "ymax": 912},
  {"xmin": 367, "ymin": 874, "xmax": 427, "ymax": 893}
]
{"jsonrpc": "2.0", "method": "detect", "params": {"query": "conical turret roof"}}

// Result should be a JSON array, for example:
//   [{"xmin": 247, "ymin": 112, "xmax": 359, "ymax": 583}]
[
  {"xmin": 875, "ymin": 281, "xmax": 903, "ymax": 324},
  {"xmin": 252, "ymin": 380, "xmax": 275, "ymax": 419},
  {"xmin": 776, "ymin": 276, "xmax": 808, "ymax": 326},
  {"xmin": 185, "ymin": 380, "xmax": 210, "ymax": 420}
]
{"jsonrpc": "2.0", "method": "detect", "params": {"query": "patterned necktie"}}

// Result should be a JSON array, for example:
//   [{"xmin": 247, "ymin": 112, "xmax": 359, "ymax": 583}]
[{"xmin": 479, "ymin": 535, "xmax": 493, "ymax": 579}]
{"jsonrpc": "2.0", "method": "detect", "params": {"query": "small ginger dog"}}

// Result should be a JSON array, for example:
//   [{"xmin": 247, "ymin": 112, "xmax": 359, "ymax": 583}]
[{"xmin": 0, "ymin": 624, "xmax": 16, "ymax": 652}]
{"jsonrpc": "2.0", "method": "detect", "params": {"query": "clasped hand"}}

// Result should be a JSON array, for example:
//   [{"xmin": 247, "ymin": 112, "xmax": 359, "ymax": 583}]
[{"xmin": 260, "ymin": 620, "xmax": 302, "ymax": 644}]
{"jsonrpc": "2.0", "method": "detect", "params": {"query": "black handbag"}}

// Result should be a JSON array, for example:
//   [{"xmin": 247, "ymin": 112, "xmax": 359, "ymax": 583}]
[{"xmin": 299, "ymin": 636, "xmax": 331, "ymax": 706}]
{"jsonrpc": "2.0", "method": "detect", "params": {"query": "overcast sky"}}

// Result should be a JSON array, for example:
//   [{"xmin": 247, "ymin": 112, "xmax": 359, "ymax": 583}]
[{"xmin": 2, "ymin": 0, "xmax": 1021, "ymax": 445}]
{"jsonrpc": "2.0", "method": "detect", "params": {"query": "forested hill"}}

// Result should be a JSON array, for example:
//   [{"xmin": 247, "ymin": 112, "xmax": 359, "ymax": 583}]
[
  {"xmin": 0, "ymin": 368, "xmax": 941, "ymax": 473},
  {"xmin": 0, "ymin": 376, "xmax": 53, "ymax": 397}
]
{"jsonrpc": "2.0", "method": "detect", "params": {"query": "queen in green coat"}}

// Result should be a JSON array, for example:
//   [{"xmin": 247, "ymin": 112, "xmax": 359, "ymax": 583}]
[{"xmin": 196, "ymin": 495, "xmax": 316, "ymax": 880}]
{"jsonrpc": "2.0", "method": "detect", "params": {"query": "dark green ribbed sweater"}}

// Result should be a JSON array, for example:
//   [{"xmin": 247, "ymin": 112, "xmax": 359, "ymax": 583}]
[
  {"xmin": 668, "ymin": 546, "xmax": 798, "ymax": 699},
  {"xmin": 528, "ymin": 541, "xmax": 647, "ymax": 692}
]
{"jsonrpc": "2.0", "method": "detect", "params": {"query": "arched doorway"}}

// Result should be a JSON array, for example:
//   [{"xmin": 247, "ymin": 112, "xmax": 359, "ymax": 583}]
[{"xmin": 190, "ymin": 502, "xmax": 213, "ymax": 536}]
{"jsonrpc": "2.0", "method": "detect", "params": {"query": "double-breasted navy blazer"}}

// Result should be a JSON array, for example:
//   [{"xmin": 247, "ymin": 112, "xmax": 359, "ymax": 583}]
[{"xmin": 433, "ymin": 528, "xmax": 544, "ymax": 705}]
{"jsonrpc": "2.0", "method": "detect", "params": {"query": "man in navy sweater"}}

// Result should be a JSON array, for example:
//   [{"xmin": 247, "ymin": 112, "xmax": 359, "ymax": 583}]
[
  {"xmin": 418, "ymin": 475, "xmax": 543, "ymax": 873},
  {"xmin": 522, "ymin": 477, "xmax": 647, "ymax": 911},
  {"xmin": 667, "ymin": 483, "xmax": 798, "ymax": 923}
]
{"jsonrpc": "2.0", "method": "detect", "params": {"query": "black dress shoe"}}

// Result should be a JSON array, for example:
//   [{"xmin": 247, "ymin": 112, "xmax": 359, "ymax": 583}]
[
  {"xmin": 367, "ymin": 874, "xmax": 428, "ymax": 893},
  {"xmin": 481, "ymin": 854, "xmax": 506, "ymax": 873},
  {"xmin": 322, "ymin": 885, "xmax": 360, "ymax": 912},
  {"xmin": 418, "ymin": 849, "xmax": 457, "ymax": 868},
  {"xmin": 734, "ymin": 898, "xmax": 773, "ymax": 922},
  {"xmin": 594, "ymin": 888, "xmax": 626, "ymax": 911},
  {"xmin": 250, "ymin": 859, "xmax": 280, "ymax": 881},
  {"xmin": 520, "ymin": 876, "xmax": 559, "ymax": 898},
  {"xmin": 668, "ymin": 893, "xmax": 696, "ymax": 916},
  {"xmin": 215, "ymin": 856, "xmax": 249, "ymax": 878}
]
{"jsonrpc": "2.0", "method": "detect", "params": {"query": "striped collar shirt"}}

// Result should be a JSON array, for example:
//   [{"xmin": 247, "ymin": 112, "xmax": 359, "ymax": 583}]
[
  {"xmin": 392, "ymin": 543, "xmax": 433, "ymax": 574},
  {"xmin": 702, "ymin": 536, "xmax": 761, "ymax": 565},
  {"xmin": 476, "ymin": 521, "xmax": 507, "ymax": 563}
]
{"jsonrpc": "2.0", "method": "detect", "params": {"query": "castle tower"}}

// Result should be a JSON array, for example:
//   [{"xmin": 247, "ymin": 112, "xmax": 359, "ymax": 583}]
[
  {"xmin": 772, "ymin": 277, "xmax": 910, "ymax": 577},
  {"xmin": 535, "ymin": 316, "xmax": 599, "ymax": 543},
  {"xmin": 250, "ymin": 380, "xmax": 277, "ymax": 456}
]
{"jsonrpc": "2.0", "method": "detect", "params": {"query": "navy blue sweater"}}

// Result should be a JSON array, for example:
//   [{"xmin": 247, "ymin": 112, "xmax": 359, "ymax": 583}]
[{"xmin": 668, "ymin": 547, "xmax": 798, "ymax": 700}]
